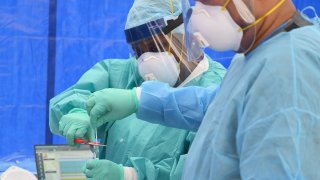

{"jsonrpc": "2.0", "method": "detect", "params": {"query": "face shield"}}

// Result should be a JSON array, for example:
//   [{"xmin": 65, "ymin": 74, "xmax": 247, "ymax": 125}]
[
  {"xmin": 125, "ymin": 13, "xmax": 204, "ymax": 86},
  {"xmin": 182, "ymin": 0, "xmax": 257, "ymax": 62}
]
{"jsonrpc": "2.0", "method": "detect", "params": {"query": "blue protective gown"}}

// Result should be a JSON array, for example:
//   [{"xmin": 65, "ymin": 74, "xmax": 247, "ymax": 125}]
[
  {"xmin": 136, "ymin": 25, "xmax": 320, "ymax": 179},
  {"xmin": 49, "ymin": 57, "xmax": 226, "ymax": 180}
]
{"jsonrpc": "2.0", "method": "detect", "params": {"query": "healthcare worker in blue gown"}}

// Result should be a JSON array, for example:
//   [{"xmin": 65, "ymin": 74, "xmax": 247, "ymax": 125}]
[
  {"xmin": 86, "ymin": 0, "xmax": 320, "ymax": 179},
  {"xmin": 49, "ymin": 0, "xmax": 226, "ymax": 179}
]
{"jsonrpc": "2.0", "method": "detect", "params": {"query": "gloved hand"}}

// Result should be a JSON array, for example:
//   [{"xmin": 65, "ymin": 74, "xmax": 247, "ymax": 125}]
[
  {"xmin": 59, "ymin": 108, "xmax": 95, "ymax": 146},
  {"xmin": 83, "ymin": 159, "xmax": 124, "ymax": 180},
  {"xmin": 86, "ymin": 88, "xmax": 139, "ymax": 128}
]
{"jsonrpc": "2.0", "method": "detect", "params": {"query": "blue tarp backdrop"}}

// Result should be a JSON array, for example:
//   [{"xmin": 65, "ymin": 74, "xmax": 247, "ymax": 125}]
[{"xmin": 0, "ymin": 0, "xmax": 319, "ymax": 157}]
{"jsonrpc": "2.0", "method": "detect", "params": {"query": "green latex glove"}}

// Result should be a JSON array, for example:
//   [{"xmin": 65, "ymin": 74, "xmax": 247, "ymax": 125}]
[
  {"xmin": 83, "ymin": 159, "xmax": 124, "ymax": 180},
  {"xmin": 86, "ymin": 88, "xmax": 138, "ymax": 128},
  {"xmin": 59, "ymin": 108, "xmax": 95, "ymax": 146}
]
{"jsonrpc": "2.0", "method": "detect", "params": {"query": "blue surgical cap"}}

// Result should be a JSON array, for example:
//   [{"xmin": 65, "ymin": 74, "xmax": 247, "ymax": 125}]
[{"xmin": 125, "ymin": 0, "xmax": 182, "ymax": 30}]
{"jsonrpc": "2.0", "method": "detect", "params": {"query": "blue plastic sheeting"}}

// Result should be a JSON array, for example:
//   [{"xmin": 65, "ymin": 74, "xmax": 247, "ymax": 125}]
[
  {"xmin": 0, "ymin": 0, "xmax": 49, "ymax": 157},
  {"xmin": 294, "ymin": 0, "xmax": 320, "ymax": 16},
  {"xmin": 54, "ymin": 0, "xmax": 134, "ymax": 94},
  {"xmin": 0, "ymin": 152, "xmax": 36, "ymax": 174},
  {"xmin": 0, "ymin": 0, "xmax": 319, "ymax": 157},
  {"xmin": 0, "ymin": 0, "xmax": 135, "ymax": 157},
  {"xmin": 53, "ymin": 0, "xmax": 134, "ymax": 144}
]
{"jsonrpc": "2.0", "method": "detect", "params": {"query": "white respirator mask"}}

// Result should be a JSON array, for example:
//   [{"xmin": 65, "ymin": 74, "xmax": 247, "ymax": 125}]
[
  {"xmin": 190, "ymin": 0, "xmax": 255, "ymax": 51},
  {"xmin": 1, "ymin": 166, "xmax": 37, "ymax": 180},
  {"xmin": 137, "ymin": 52, "xmax": 180, "ymax": 86}
]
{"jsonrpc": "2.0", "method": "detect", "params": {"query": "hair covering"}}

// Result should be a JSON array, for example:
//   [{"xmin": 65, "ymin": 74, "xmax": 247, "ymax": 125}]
[{"xmin": 125, "ymin": 0, "xmax": 182, "ymax": 30}]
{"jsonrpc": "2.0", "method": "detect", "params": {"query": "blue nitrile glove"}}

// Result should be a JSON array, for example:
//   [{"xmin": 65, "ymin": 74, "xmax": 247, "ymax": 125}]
[
  {"xmin": 59, "ymin": 108, "xmax": 95, "ymax": 146},
  {"xmin": 83, "ymin": 159, "xmax": 124, "ymax": 180},
  {"xmin": 86, "ymin": 88, "xmax": 138, "ymax": 128}
]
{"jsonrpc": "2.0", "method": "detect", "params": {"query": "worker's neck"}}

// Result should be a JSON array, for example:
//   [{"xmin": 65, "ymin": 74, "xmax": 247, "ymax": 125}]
[{"xmin": 248, "ymin": 4, "xmax": 297, "ymax": 52}]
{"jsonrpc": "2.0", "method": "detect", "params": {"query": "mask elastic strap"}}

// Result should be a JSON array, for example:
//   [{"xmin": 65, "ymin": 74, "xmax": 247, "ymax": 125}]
[
  {"xmin": 169, "ymin": 0, "xmax": 174, "ymax": 14},
  {"xmin": 222, "ymin": 0, "xmax": 232, "ymax": 11},
  {"xmin": 179, "ymin": 34, "xmax": 185, "ymax": 67},
  {"xmin": 168, "ymin": 0, "xmax": 175, "ymax": 56},
  {"xmin": 240, "ymin": 0, "xmax": 286, "ymax": 31},
  {"xmin": 168, "ymin": 0, "xmax": 183, "ymax": 67}
]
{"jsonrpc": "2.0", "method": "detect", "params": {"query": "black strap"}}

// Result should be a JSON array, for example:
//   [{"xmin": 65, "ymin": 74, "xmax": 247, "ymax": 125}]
[
  {"xmin": 284, "ymin": 11, "xmax": 313, "ymax": 32},
  {"xmin": 162, "ymin": 13, "xmax": 184, "ymax": 34}
]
